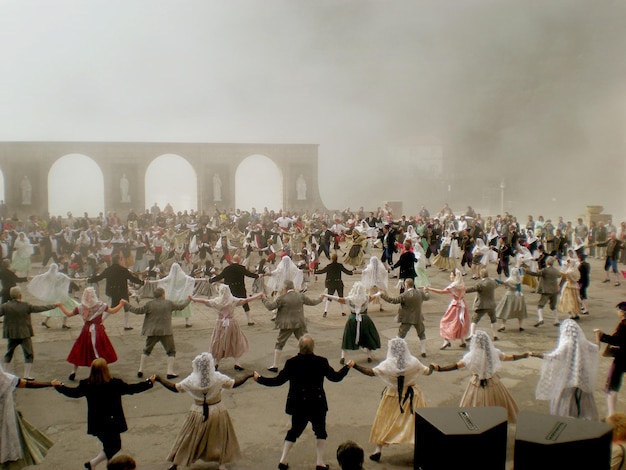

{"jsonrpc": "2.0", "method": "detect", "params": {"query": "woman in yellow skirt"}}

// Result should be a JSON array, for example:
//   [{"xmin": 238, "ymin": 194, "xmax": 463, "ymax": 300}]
[{"xmin": 349, "ymin": 337, "xmax": 432, "ymax": 462}]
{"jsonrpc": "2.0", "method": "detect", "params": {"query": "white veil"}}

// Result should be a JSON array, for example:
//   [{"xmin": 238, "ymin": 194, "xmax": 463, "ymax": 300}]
[
  {"xmin": 28, "ymin": 263, "xmax": 72, "ymax": 302},
  {"xmin": 157, "ymin": 263, "xmax": 195, "ymax": 301},
  {"xmin": 536, "ymin": 319, "xmax": 599, "ymax": 400},
  {"xmin": 462, "ymin": 330, "xmax": 502, "ymax": 380},
  {"xmin": 266, "ymin": 256, "xmax": 303, "ymax": 292},
  {"xmin": 361, "ymin": 257, "xmax": 389, "ymax": 291}
]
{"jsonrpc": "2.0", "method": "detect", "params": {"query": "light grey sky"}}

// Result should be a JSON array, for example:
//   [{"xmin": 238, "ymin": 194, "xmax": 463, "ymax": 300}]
[{"xmin": 1, "ymin": 0, "xmax": 624, "ymax": 220}]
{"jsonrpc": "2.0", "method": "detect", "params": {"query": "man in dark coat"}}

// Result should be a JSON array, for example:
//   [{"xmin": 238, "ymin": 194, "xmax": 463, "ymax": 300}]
[
  {"xmin": 465, "ymin": 267, "xmax": 500, "ymax": 341},
  {"xmin": 0, "ymin": 259, "xmax": 27, "ymax": 304},
  {"xmin": 254, "ymin": 335, "xmax": 351, "ymax": 470},
  {"xmin": 210, "ymin": 254, "xmax": 259, "ymax": 325},
  {"xmin": 1, "ymin": 286, "xmax": 57, "ymax": 379},
  {"xmin": 315, "ymin": 253, "xmax": 353, "ymax": 317},
  {"xmin": 88, "ymin": 255, "xmax": 143, "ymax": 330}
]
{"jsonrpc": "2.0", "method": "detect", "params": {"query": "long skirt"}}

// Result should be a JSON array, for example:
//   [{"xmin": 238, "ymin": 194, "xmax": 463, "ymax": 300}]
[
  {"xmin": 66, "ymin": 323, "xmax": 117, "ymax": 367},
  {"xmin": 550, "ymin": 386, "xmax": 598, "ymax": 420},
  {"xmin": 1, "ymin": 410, "xmax": 53, "ymax": 470},
  {"xmin": 40, "ymin": 297, "xmax": 78, "ymax": 318},
  {"xmin": 557, "ymin": 285, "xmax": 582, "ymax": 314},
  {"xmin": 167, "ymin": 403, "xmax": 241, "ymax": 467},
  {"xmin": 342, "ymin": 313, "xmax": 381, "ymax": 351},
  {"xmin": 210, "ymin": 318, "xmax": 249, "ymax": 362},
  {"xmin": 369, "ymin": 386, "xmax": 427, "ymax": 446},
  {"xmin": 460, "ymin": 374, "xmax": 519, "ymax": 423}
]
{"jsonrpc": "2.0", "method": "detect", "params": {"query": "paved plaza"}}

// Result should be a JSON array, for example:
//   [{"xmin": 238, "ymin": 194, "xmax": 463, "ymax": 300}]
[{"xmin": 4, "ymin": 251, "xmax": 625, "ymax": 469}]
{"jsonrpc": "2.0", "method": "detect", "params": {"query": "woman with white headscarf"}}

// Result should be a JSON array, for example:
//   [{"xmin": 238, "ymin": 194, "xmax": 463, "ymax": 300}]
[
  {"xmin": 431, "ymin": 231, "xmax": 457, "ymax": 272},
  {"xmin": 494, "ymin": 267, "xmax": 528, "ymax": 332},
  {"xmin": 190, "ymin": 284, "xmax": 262, "ymax": 371},
  {"xmin": 155, "ymin": 263, "xmax": 195, "ymax": 327},
  {"xmin": 155, "ymin": 352, "xmax": 254, "ymax": 470},
  {"xmin": 557, "ymin": 259, "xmax": 583, "ymax": 320},
  {"xmin": 431, "ymin": 330, "xmax": 527, "ymax": 423},
  {"xmin": 324, "ymin": 281, "xmax": 381, "ymax": 364},
  {"xmin": 349, "ymin": 337, "xmax": 432, "ymax": 462},
  {"xmin": 28, "ymin": 263, "xmax": 77, "ymax": 329},
  {"xmin": 360, "ymin": 256, "xmax": 389, "ymax": 312},
  {"xmin": 470, "ymin": 238, "xmax": 490, "ymax": 279},
  {"xmin": 0, "ymin": 363, "xmax": 54, "ymax": 470},
  {"xmin": 529, "ymin": 319, "xmax": 599, "ymax": 420},
  {"xmin": 265, "ymin": 255, "xmax": 303, "ymax": 294},
  {"xmin": 11, "ymin": 232, "xmax": 33, "ymax": 278},
  {"xmin": 57, "ymin": 287, "xmax": 126, "ymax": 381},
  {"xmin": 426, "ymin": 269, "xmax": 469, "ymax": 350}
]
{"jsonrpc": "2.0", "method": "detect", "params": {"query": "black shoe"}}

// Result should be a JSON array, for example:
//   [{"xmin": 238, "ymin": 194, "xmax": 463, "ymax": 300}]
[
  {"xmin": 369, "ymin": 452, "xmax": 381, "ymax": 462},
  {"xmin": 267, "ymin": 366, "xmax": 278, "ymax": 373},
  {"xmin": 124, "ymin": 326, "xmax": 133, "ymax": 331},
  {"xmin": 339, "ymin": 358, "xmax": 345, "ymax": 365},
  {"xmin": 69, "ymin": 372, "xmax": 76, "ymax": 381},
  {"xmin": 84, "ymin": 462, "xmax": 92, "ymax": 470},
  {"xmin": 534, "ymin": 320, "xmax": 544, "ymax": 327},
  {"xmin": 315, "ymin": 466, "xmax": 330, "ymax": 470},
  {"xmin": 234, "ymin": 365, "xmax": 244, "ymax": 371},
  {"xmin": 62, "ymin": 324, "xmax": 71, "ymax": 329},
  {"xmin": 581, "ymin": 311, "xmax": 590, "ymax": 315},
  {"xmin": 278, "ymin": 463, "xmax": 289, "ymax": 470},
  {"xmin": 493, "ymin": 336, "xmax": 498, "ymax": 341},
  {"xmin": 440, "ymin": 342, "xmax": 451, "ymax": 350},
  {"xmin": 571, "ymin": 315, "xmax": 580, "ymax": 320},
  {"xmin": 341, "ymin": 312, "xmax": 346, "ymax": 316},
  {"xmin": 554, "ymin": 322, "xmax": 561, "ymax": 327},
  {"xmin": 616, "ymin": 282, "xmax": 621, "ymax": 287},
  {"xmin": 41, "ymin": 322, "xmax": 50, "ymax": 329},
  {"xmin": 167, "ymin": 373, "xmax": 179, "ymax": 379},
  {"xmin": 602, "ymin": 279, "xmax": 611, "ymax": 283},
  {"xmin": 322, "ymin": 312, "xmax": 327, "ymax": 318},
  {"xmin": 459, "ymin": 342, "xmax": 467, "ymax": 348},
  {"xmin": 465, "ymin": 335, "xmax": 473, "ymax": 342},
  {"xmin": 185, "ymin": 323, "xmax": 192, "ymax": 328},
  {"xmin": 367, "ymin": 357, "xmax": 373, "ymax": 363},
  {"xmin": 497, "ymin": 326, "xmax": 505, "ymax": 332},
  {"xmin": 421, "ymin": 353, "xmax": 427, "ymax": 358},
  {"xmin": 137, "ymin": 371, "xmax": 143, "ymax": 378},
  {"xmin": 247, "ymin": 322, "xmax": 256, "ymax": 326},
  {"xmin": 519, "ymin": 327, "xmax": 525, "ymax": 332}
]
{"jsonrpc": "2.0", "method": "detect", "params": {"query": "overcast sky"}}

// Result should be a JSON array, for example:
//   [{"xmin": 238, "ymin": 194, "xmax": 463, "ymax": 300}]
[{"xmin": 1, "ymin": 0, "xmax": 625, "ymax": 220}]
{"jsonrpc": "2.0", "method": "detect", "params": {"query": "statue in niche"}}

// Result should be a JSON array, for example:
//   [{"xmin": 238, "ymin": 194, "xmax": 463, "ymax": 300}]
[
  {"xmin": 213, "ymin": 173, "xmax": 222, "ymax": 202},
  {"xmin": 20, "ymin": 176, "xmax": 32, "ymax": 205},
  {"xmin": 296, "ymin": 174, "xmax": 307, "ymax": 201},
  {"xmin": 120, "ymin": 173, "xmax": 131, "ymax": 203}
]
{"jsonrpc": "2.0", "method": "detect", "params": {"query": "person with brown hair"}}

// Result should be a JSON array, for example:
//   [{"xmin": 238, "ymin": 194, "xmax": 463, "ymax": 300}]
[
  {"xmin": 52, "ymin": 358, "xmax": 155, "ymax": 470},
  {"xmin": 606, "ymin": 412, "xmax": 626, "ymax": 470}
]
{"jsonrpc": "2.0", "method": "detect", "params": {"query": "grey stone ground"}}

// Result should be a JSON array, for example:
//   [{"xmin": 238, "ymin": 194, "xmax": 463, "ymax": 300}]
[{"xmin": 4, "ymin": 248, "xmax": 625, "ymax": 470}]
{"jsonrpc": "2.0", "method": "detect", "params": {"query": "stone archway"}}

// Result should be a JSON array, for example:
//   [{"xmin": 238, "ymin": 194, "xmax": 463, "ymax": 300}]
[
  {"xmin": 48, "ymin": 154, "xmax": 105, "ymax": 217},
  {"xmin": 235, "ymin": 154, "xmax": 283, "ymax": 211},
  {"xmin": 145, "ymin": 154, "xmax": 198, "ymax": 213}
]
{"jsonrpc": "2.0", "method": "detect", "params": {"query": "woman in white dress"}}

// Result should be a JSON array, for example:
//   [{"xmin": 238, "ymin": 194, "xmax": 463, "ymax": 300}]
[
  {"xmin": 11, "ymin": 232, "xmax": 33, "ymax": 277},
  {"xmin": 265, "ymin": 256, "xmax": 303, "ymax": 295},
  {"xmin": 530, "ymin": 319, "xmax": 599, "ymax": 420},
  {"xmin": 361, "ymin": 256, "xmax": 389, "ymax": 312},
  {"xmin": 155, "ymin": 263, "xmax": 196, "ymax": 327},
  {"xmin": 28, "ymin": 263, "xmax": 77, "ymax": 329}
]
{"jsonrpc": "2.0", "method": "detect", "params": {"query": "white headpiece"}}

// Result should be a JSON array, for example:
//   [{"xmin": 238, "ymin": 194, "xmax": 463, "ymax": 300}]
[
  {"xmin": 448, "ymin": 269, "xmax": 465, "ymax": 289},
  {"xmin": 28, "ymin": 263, "xmax": 71, "ymax": 302},
  {"xmin": 81, "ymin": 287, "xmax": 99, "ymax": 309},
  {"xmin": 462, "ymin": 330, "xmax": 502, "ymax": 380},
  {"xmin": 360, "ymin": 257, "xmax": 389, "ymax": 290},
  {"xmin": 346, "ymin": 282, "xmax": 369, "ymax": 314},
  {"xmin": 267, "ymin": 256, "xmax": 303, "ymax": 292},
  {"xmin": 536, "ymin": 319, "xmax": 599, "ymax": 401},
  {"xmin": 157, "ymin": 263, "xmax": 195, "ymax": 301},
  {"xmin": 210, "ymin": 283, "xmax": 240, "ymax": 310}
]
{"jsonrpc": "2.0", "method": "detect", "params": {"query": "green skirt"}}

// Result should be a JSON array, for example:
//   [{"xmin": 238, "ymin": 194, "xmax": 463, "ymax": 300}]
[{"xmin": 341, "ymin": 312, "xmax": 381, "ymax": 351}]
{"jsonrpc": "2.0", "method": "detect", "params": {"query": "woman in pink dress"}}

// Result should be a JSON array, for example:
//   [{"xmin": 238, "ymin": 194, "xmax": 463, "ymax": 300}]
[
  {"xmin": 190, "ymin": 284, "xmax": 262, "ymax": 371},
  {"xmin": 426, "ymin": 268, "xmax": 470, "ymax": 350},
  {"xmin": 57, "ymin": 287, "xmax": 126, "ymax": 381}
]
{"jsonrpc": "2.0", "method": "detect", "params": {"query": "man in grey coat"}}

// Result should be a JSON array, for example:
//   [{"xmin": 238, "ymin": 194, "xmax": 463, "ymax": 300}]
[
  {"xmin": 125, "ymin": 287, "xmax": 191, "ymax": 379},
  {"xmin": 465, "ymin": 267, "xmax": 500, "ymax": 341},
  {"xmin": 261, "ymin": 279, "xmax": 323, "ymax": 372},
  {"xmin": 380, "ymin": 278, "xmax": 429, "ymax": 357},
  {"xmin": 528, "ymin": 256, "xmax": 562, "ymax": 327},
  {"xmin": 0, "ymin": 287, "xmax": 57, "ymax": 380}
]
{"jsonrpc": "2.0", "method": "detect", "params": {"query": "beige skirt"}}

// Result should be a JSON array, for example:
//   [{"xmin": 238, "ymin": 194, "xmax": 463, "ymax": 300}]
[
  {"xmin": 167, "ymin": 402, "xmax": 241, "ymax": 467},
  {"xmin": 369, "ymin": 386, "xmax": 427, "ymax": 446},
  {"xmin": 460, "ymin": 374, "xmax": 519, "ymax": 423}
]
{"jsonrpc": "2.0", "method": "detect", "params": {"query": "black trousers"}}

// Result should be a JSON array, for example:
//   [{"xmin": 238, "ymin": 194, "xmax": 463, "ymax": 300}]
[{"xmin": 285, "ymin": 410, "xmax": 327, "ymax": 441}]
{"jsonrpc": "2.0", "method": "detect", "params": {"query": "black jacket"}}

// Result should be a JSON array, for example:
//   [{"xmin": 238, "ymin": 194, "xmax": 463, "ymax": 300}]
[{"xmin": 257, "ymin": 353, "xmax": 349, "ymax": 415}]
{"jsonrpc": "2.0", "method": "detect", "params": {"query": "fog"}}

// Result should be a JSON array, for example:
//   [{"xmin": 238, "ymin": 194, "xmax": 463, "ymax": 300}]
[{"xmin": 0, "ymin": 0, "xmax": 624, "ymax": 220}]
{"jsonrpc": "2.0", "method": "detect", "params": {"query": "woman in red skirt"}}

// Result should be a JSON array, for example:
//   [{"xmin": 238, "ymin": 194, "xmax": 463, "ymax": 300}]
[{"xmin": 58, "ymin": 286, "xmax": 126, "ymax": 382}]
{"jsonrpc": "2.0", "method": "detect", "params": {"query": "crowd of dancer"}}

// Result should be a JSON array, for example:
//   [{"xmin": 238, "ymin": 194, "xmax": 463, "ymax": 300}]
[{"xmin": 1, "ymin": 201, "xmax": 626, "ymax": 469}]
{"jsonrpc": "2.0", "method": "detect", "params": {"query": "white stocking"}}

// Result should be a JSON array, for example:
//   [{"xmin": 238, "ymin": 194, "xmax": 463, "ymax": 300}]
[
  {"xmin": 280, "ymin": 441, "xmax": 294, "ymax": 464},
  {"xmin": 316, "ymin": 439, "xmax": 326, "ymax": 466}
]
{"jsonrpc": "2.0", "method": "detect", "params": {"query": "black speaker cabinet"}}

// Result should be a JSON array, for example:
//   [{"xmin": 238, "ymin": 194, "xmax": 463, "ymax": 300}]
[
  {"xmin": 414, "ymin": 406, "xmax": 507, "ymax": 470},
  {"xmin": 514, "ymin": 410, "xmax": 612, "ymax": 470}
]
